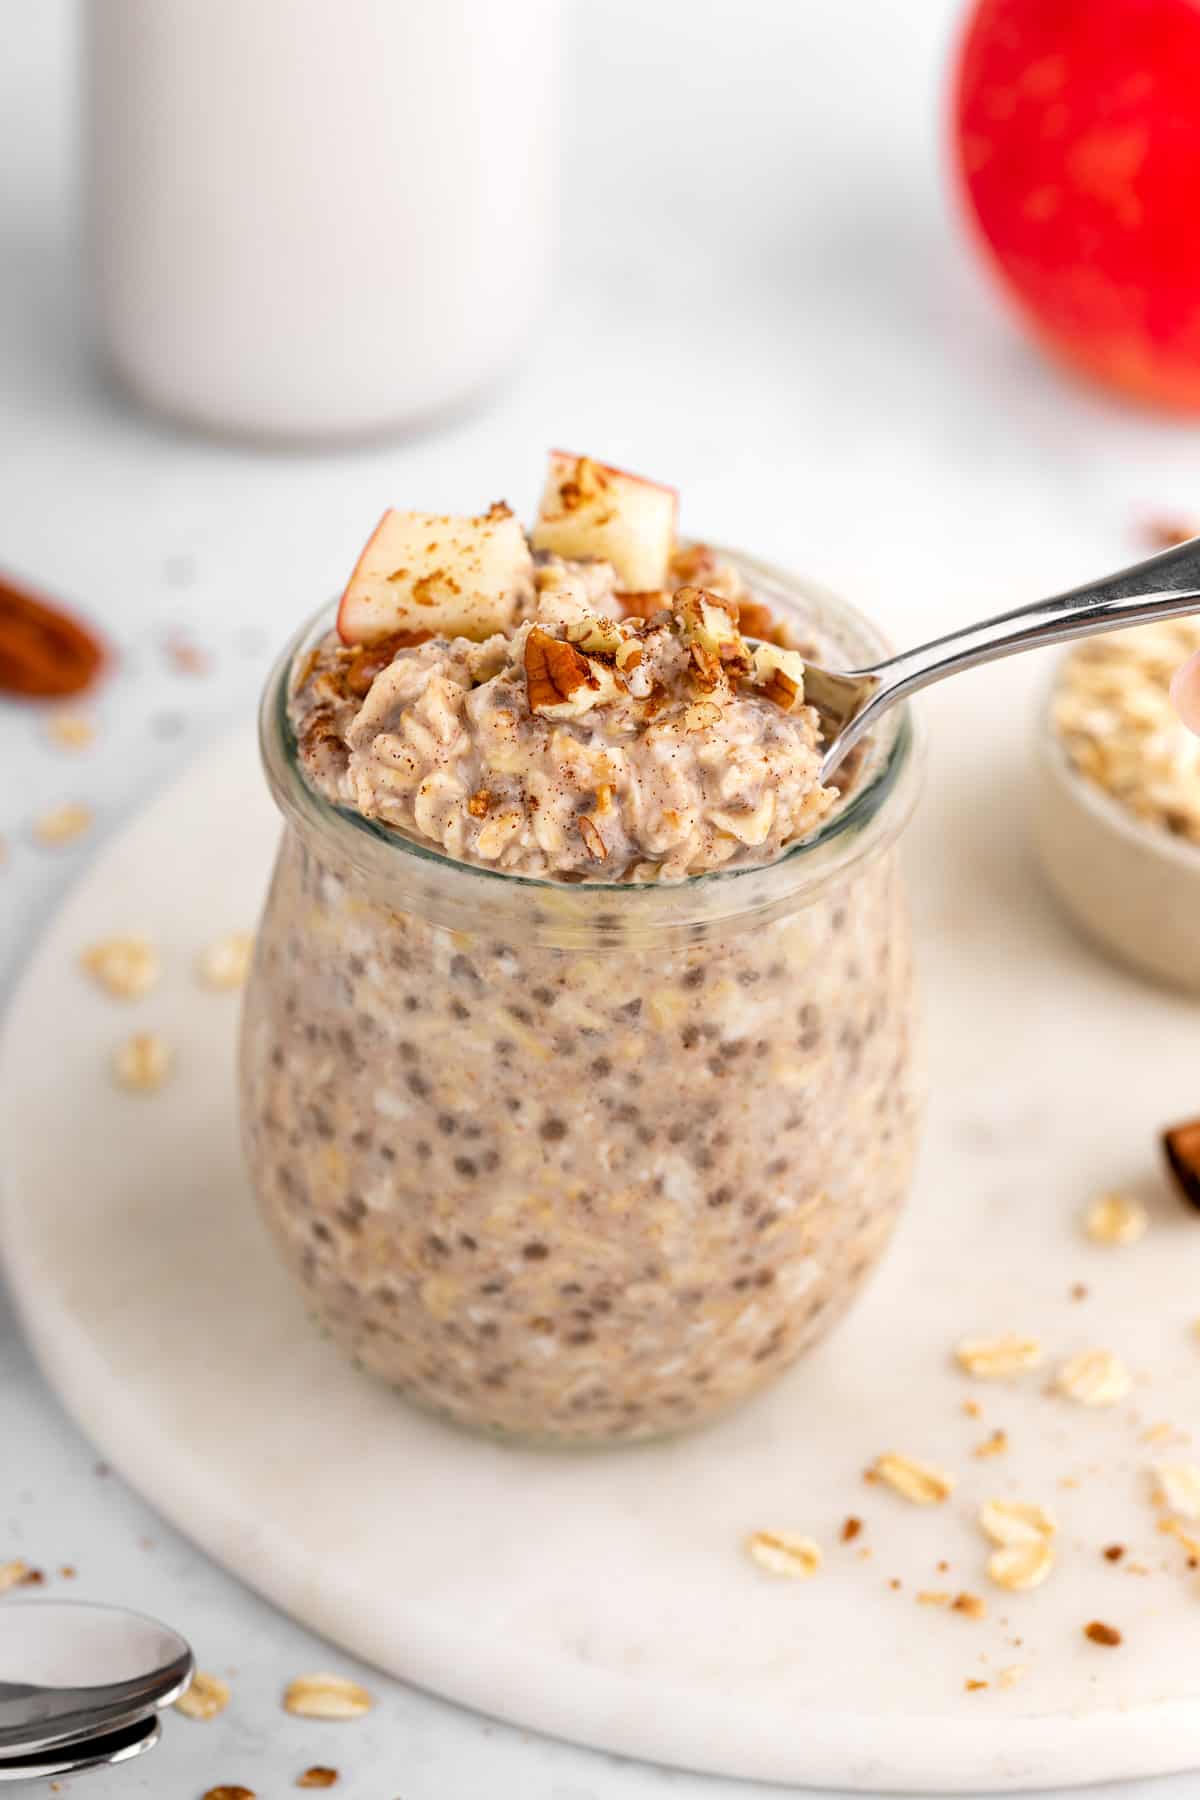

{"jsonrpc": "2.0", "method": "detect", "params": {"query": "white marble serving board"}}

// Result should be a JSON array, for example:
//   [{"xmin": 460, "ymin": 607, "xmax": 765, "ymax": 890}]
[{"xmin": 3, "ymin": 694, "xmax": 1200, "ymax": 1794}]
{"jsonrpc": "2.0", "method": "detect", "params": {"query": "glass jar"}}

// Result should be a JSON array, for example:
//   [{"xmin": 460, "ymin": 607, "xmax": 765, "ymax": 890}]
[{"xmin": 240, "ymin": 554, "xmax": 924, "ymax": 1444}]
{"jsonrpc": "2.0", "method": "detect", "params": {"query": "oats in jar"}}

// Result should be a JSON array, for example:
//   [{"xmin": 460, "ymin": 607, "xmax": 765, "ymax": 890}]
[{"xmin": 240, "ymin": 455, "xmax": 924, "ymax": 1444}]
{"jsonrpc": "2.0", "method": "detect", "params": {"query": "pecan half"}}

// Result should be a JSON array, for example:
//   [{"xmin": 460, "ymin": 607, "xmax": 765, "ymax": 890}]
[
  {"xmin": 0, "ymin": 575, "xmax": 106, "ymax": 698},
  {"xmin": 1163, "ymin": 1117, "xmax": 1200, "ymax": 1210},
  {"xmin": 524, "ymin": 628, "xmax": 598, "ymax": 713}
]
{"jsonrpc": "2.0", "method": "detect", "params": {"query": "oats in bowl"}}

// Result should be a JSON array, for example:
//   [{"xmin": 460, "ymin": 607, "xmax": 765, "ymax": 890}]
[{"xmin": 1034, "ymin": 619, "xmax": 1200, "ymax": 993}]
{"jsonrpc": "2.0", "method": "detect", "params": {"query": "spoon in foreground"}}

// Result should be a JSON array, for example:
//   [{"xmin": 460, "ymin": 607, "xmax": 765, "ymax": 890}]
[
  {"xmin": 0, "ymin": 1600, "xmax": 192, "ymax": 1758},
  {"xmin": 762, "ymin": 537, "xmax": 1200, "ymax": 783}
]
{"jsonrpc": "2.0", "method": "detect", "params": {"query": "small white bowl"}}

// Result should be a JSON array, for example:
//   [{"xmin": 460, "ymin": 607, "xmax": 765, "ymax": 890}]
[{"xmin": 1032, "ymin": 688, "xmax": 1200, "ymax": 995}]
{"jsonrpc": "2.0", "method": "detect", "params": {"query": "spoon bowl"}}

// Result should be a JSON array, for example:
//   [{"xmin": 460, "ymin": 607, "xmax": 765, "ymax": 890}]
[
  {"xmin": 0, "ymin": 1710, "xmax": 161, "ymax": 1783},
  {"xmin": 0, "ymin": 1601, "xmax": 192, "ymax": 1757},
  {"xmin": 786, "ymin": 536, "xmax": 1200, "ymax": 782}
]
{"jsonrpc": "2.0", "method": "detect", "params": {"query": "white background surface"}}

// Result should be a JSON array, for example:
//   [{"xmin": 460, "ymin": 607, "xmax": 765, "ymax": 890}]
[{"xmin": 3, "ymin": 2, "xmax": 1200, "ymax": 1796}]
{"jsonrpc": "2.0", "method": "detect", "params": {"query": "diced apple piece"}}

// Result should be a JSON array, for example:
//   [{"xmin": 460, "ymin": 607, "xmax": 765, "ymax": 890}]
[
  {"xmin": 336, "ymin": 503, "xmax": 532, "ymax": 646},
  {"xmin": 750, "ymin": 642, "xmax": 807, "ymax": 712},
  {"xmin": 531, "ymin": 452, "xmax": 677, "ymax": 591}
]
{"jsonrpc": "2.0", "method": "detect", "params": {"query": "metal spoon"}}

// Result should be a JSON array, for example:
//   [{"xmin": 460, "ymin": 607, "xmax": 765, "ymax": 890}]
[
  {"xmin": 0, "ymin": 1711, "xmax": 161, "ymax": 1783},
  {"xmin": 768, "ymin": 536, "xmax": 1200, "ymax": 782},
  {"xmin": 0, "ymin": 1601, "xmax": 192, "ymax": 1758}
]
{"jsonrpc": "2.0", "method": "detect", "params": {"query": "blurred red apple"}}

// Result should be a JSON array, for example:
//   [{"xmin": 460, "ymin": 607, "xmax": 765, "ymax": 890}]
[{"xmin": 953, "ymin": 0, "xmax": 1200, "ymax": 412}]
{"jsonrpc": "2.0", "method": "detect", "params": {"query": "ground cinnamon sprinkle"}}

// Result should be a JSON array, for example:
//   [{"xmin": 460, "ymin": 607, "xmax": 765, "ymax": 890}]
[{"xmin": 0, "ymin": 575, "xmax": 106, "ymax": 698}]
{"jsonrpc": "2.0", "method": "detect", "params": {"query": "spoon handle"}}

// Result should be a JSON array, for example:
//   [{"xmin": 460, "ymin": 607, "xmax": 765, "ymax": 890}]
[{"xmin": 867, "ymin": 535, "xmax": 1200, "ymax": 704}]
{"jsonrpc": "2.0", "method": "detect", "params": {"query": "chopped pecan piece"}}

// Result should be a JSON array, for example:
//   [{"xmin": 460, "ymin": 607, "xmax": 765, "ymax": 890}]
[
  {"xmin": 615, "ymin": 590, "xmax": 668, "ymax": 620},
  {"xmin": 524, "ymin": 628, "xmax": 598, "ymax": 714},
  {"xmin": 737, "ymin": 598, "xmax": 792, "ymax": 648},
  {"xmin": 578, "ymin": 816, "xmax": 607, "ymax": 861},
  {"xmin": 344, "ymin": 629, "xmax": 433, "ymax": 697},
  {"xmin": 689, "ymin": 643, "xmax": 724, "ymax": 692}
]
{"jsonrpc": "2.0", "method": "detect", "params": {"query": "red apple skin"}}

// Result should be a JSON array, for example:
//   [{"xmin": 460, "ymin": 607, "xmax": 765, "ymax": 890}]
[
  {"xmin": 336, "ymin": 511, "xmax": 391, "ymax": 643},
  {"xmin": 953, "ymin": 0, "xmax": 1200, "ymax": 413}
]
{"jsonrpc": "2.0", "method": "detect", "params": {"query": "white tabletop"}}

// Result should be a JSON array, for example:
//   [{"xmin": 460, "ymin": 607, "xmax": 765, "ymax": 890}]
[{"xmin": 4, "ymin": 3, "xmax": 1200, "ymax": 1794}]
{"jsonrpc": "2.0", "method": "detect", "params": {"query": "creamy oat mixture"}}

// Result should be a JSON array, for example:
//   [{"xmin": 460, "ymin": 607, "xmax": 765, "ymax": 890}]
[
  {"xmin": 240, "ymin": 458, "xmax": 922, "ymax": 1443},
  {"xmin": 291, "ymin": 546, "xmax": 837, "ymax": 884}
]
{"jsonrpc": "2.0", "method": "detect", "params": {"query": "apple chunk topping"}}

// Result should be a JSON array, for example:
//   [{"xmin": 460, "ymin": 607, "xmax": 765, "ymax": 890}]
[
  {"xmin": 531, "ymin": 452, "xmax": 677, "ymax": 592},
  {"xmin": 337, "ymin": 502, "xmax": 532, "ymax": 645},
  {"xmin": 750, "ymin": 642, "xmax": 807, "ymax": 712}
]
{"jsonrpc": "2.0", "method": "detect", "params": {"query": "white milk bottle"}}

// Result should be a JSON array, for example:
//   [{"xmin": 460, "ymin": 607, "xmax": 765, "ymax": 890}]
[{"xmin": 85, "ymin": 0, "xmax": 559, "ymax": 440}]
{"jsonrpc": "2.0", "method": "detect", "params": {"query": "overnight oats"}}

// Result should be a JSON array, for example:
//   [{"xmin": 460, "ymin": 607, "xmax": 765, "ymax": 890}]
[{"xmin": 240, "ymin": 453, "xmax": 924, "ymax": 1443}]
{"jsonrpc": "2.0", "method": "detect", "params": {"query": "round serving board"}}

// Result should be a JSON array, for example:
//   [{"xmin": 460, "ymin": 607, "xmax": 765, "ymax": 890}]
[{"xmin": 4, "ymin": 681, "xmax": 1200, "ymax": 1793}]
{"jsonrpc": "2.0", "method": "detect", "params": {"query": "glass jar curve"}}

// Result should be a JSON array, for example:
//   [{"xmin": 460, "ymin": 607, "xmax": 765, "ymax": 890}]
[{"xmin": 239, "ymin": 554, "xmax": 925, "ymax": 1444}]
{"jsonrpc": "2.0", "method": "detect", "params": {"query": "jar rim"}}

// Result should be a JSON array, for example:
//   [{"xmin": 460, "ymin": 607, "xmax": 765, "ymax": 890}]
[{"xmin": 258, "ymin": 548, "xmax": 923, "ymax": 942}]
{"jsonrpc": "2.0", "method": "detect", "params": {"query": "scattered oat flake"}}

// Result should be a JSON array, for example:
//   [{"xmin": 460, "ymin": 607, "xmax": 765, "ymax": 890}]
[
  {"xmin": 165, "ymin": 633, "xmax": 210, "ymax": 675},
  {"xmin": 81, "ymin": 935, "xmax": 159, "ymax": 999},
  {"xmin": 175, "ymin": 1670, "xmax": 231, "ymax": 1721},
  {"xmin": 1084, "ymin": 1620, "xmax": 1122, "ymax": 1646},
  {"xmin": 974, "ymin": 1429, "xmax": 1009, "ymax": 1460},
  {"xmin": 956, "ymin": 1334, "xmax": 1044, "ymax": 1379},
  {"xmin": 746, "ymin": 1530, "xmax": 823, "ymax": 1579},
  {"xmin": 872, "ymin": 1452, "xmax": 957, "ymax": 1506},
  {"xmin": 988, "ymin": 1539, "xmax": 1056, "ymax": 1592},
  {"xmin": 979, "ymin": 1499, "xmax": 1058, "ymax": 1546},
  {"xmin": 0, "ymin": 1560, "xmax": 34, "ymax": 1594},
  {"xmin": 965, "ymin": 1678, "xmax": 989, "ymax": 1692},
  {"xmin": 283, "ymin": 1674, "xmax": 373, "ymax": 1720},
  {"xmin": 1085, "ymin": 1192, "xmax": 1148, "ymax": 1246},
  {"xmin": 113, "ymin": 1032, "xmax": 173, "ymax": 1093},
  {"xmin": 197, "ymin": 930, "xmax": 254, "ymax": 991},
  {"xmin": 46, "ymin": 711, "xmax": 95, "ymax": 750},
  {"xmin": 1154, "ymin": 1462, "xmax": 1200, "ymax": 1519},
  {"xmin": 997, "ymin": 1664, "xmax": 1027, "ymax": 1689},
  {"xmin": 297, "ymin": 1772, "xmax": 339, "ymax": 1790},
  {"xmin": 1142, "ymin": 1421, "xmax": 1178, "ymax": 1445},
  {"xmin": 33, "ymin": 803, "xmax": 92, "ymax": 846},
  {"xmin": 953, "ymin": 1591, "xmax": 987, "ymax": 1620},
  {"xmin": 917, "ymin": 1589, "xmax": 951, "ymax": 1607},
  {"xmin": 1057, "ymin": 1349, "xmax": 1132, "ymax": 1407}
]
